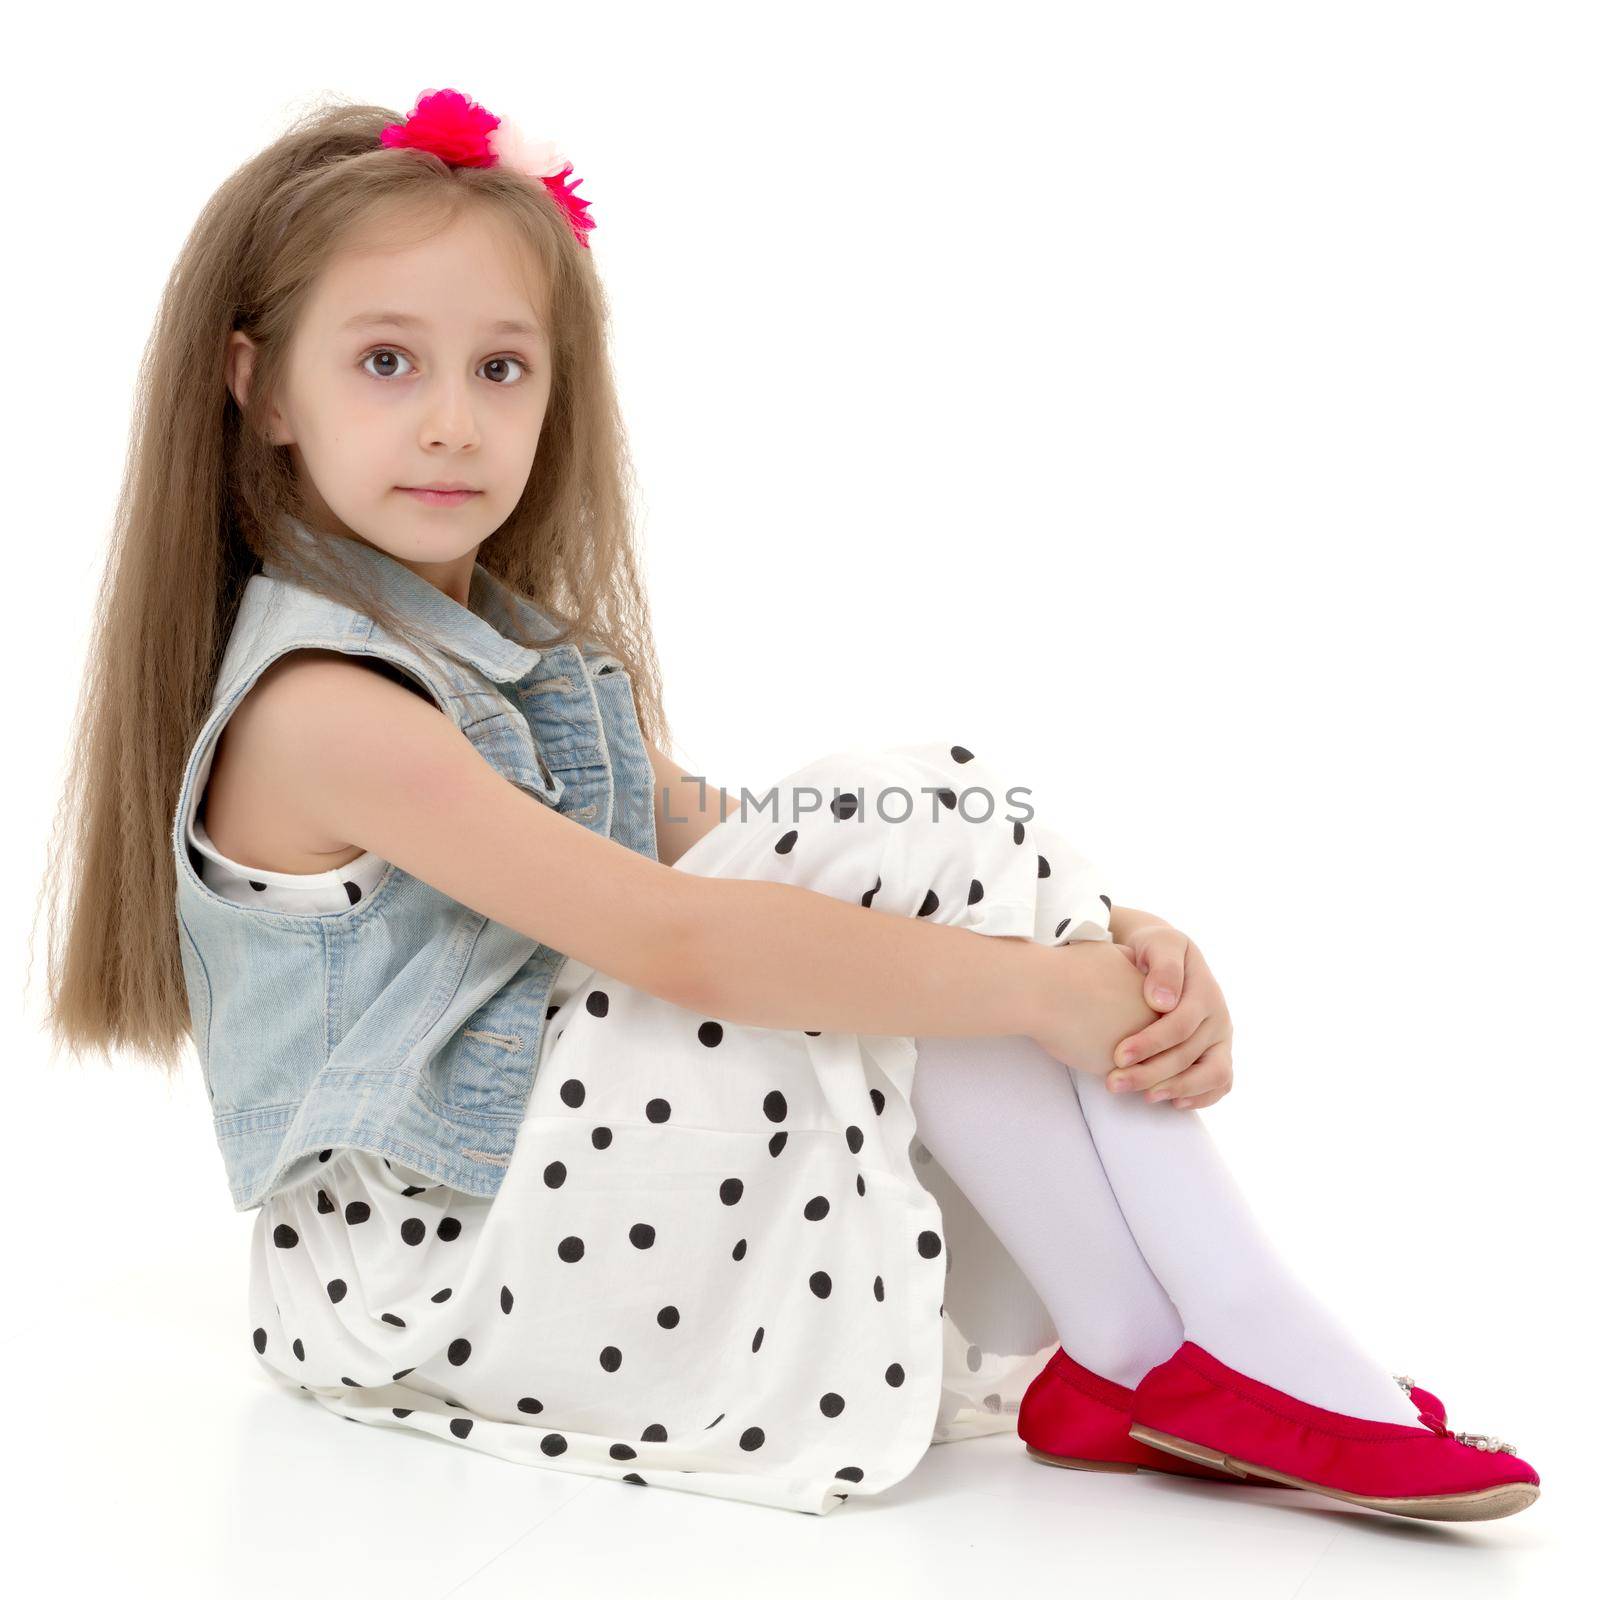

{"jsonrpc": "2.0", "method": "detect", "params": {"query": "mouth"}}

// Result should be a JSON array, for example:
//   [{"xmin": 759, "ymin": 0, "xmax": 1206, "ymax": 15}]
[{"xmin": 399, "ymin": 486, "xmax": 483, "ymax": 505}]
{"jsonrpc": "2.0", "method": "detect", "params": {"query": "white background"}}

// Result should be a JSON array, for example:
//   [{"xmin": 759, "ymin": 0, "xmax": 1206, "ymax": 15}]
[{"xmin": 6, "ymin": 3, "xmax": 1594, "ymax": 1595}]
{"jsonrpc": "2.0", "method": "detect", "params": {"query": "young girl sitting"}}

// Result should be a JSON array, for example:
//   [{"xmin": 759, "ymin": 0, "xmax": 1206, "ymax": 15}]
[{"xmin": 40, "ymin": 87, "xmax": 1538, "ymax": 1522}]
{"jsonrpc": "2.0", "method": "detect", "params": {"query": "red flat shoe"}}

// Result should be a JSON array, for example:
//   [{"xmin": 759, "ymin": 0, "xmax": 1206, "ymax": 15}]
[
  {"xmin": 1019, "ymin": 1346, "xmax": 1259, "ymax": 1482},
  {"xmin": 1128, "ymin": 1341, "xmax": 1539, "ymax": 1522},
  {"xmin": 1020, "ymin": 1347, "xmax": 1446, "ymax": 1483},
  {"xmin": 1395, "ymin": 1373, "xmax": 1447, "ymax": 1425}
]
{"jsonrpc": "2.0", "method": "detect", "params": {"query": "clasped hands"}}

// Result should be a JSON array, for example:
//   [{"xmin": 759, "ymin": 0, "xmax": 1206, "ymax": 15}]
[{"xmin": 1105, "ymin": 922, "xmax": 1235, "ymax": 1110}]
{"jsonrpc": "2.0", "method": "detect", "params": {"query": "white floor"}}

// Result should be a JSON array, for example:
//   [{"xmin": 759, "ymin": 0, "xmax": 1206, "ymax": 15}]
[
  {"xmin": 5, "ymin": 1061, "xmax": 1583, "ymax": 1599},
  {"xmin": 2, "ymin": 1208, "xmax": 1575, "ymax": 1600}
]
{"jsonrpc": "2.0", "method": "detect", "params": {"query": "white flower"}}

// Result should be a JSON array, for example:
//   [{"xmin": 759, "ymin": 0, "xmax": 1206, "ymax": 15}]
[{"xmin": 487, "ymin": 119, "xmax": 567, "ymax": 180}]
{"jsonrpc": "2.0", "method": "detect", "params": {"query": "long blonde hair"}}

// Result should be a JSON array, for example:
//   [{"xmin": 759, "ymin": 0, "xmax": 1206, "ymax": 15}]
[{"xmin": 32, "ymin": 94, "xmax": 672, "ymax": 1072}]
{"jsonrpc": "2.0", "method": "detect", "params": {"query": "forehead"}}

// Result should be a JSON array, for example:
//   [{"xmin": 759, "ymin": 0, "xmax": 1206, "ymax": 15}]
[{"xmin": 313, "ymin": 204, "xmax": 551, "ymax": 331}]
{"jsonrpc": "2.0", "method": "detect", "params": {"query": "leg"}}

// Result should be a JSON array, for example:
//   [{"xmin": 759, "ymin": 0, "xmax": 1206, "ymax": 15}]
[{"xmin": 909, "ymin": 1030, "xmax": 1185, "ymax": 1388}]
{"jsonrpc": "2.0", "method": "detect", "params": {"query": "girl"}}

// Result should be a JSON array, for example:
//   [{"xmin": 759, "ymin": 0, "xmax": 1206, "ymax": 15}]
[{"xmin": 39, "ymin": 88, "xmax": 1538, "ymax": 1521}]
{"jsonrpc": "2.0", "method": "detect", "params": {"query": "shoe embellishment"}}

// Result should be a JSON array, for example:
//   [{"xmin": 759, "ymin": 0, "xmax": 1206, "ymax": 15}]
[
  {"xmin": 1392, "ymin": 1374, "xmax": 1415, "ymax": 1396},
  {"xmin": 1418, "ymin": 1409, "xmax": 1516, "ymax": 1454}
]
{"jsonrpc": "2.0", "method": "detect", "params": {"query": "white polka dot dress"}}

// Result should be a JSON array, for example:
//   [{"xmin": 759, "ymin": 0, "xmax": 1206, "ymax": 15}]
[{"xmin": 219, "ymin": 741, "xmax": 1118, "ymax": 1514}]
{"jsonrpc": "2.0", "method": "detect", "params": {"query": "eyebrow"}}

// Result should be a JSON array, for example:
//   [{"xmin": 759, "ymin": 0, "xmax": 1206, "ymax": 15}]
[{"xmin": 338, "ymin": 310, "xmax": 545, "ymax": 340}]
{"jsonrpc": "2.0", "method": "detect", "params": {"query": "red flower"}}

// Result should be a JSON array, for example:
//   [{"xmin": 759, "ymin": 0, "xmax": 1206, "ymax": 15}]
[{"xmin": 380, "ymin": 88, "xmax": 501, "ymax": 168}]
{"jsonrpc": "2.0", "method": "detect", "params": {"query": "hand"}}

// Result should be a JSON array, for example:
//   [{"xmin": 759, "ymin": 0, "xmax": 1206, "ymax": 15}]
[
  {"xmin": 1105, "ymin": 926, "xmax": 1235, "ymax": 1109},
  {"xmin": 1027, "ymin": 939, "xmax": 1166, "ymax": 1080}
]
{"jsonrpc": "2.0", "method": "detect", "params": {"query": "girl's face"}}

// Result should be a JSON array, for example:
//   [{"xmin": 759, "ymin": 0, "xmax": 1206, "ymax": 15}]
[{"xmin": 234, "ymin": 205, "xmax": 553, "ymax": 580}]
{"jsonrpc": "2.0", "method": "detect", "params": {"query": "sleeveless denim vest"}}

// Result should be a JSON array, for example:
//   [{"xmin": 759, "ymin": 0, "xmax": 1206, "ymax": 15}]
[{"xmin": 171, "ymin": 519, "xmax": 659, "ymax": 1211}]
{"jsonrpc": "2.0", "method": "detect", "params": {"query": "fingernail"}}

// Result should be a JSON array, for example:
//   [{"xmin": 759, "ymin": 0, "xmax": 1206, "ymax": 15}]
[
  {"xmin": 1148, "ymin": 1091, "xmax": 1168, "ymax": 1102},
  {"xmin": 1108, "ymin": 1076, "xmax": 1126, "ymax": 1091},
  {"xmin": 1118, "ymin": 1047, "xmax": 1139, "ymax": 1066},
  {"xmin": 1154, "ymin": 988, "xmax": 1176, "ymax": 1006}
]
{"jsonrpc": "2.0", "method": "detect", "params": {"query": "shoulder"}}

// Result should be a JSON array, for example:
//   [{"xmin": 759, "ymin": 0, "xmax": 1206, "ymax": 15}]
[{"xmin": 212, "ymin": 650, "xmax": 459, "ymax": 855}]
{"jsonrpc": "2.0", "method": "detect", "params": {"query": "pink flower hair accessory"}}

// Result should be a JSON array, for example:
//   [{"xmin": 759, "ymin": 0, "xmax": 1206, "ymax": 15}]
[{"xmin": 379, "ymin": 87, "xmax": 595, "ymax": 248}]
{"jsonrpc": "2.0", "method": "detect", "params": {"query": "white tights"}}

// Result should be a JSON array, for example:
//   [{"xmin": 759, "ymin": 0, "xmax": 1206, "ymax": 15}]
[{"xmin": 907, "ymin": 1031, "xmax": 1420, "ymax": 1426}]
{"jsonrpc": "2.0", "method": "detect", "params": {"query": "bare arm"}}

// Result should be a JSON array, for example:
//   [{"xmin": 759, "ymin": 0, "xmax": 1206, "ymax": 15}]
[{"xmin": 257, "ymin": 655, "xmax": 1139, "ymax": 1061}]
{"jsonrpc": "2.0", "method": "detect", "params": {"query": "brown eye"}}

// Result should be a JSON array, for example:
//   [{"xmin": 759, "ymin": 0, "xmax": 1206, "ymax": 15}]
[
  {"xmin": 482, "ymin": 356, "xmax": 528, "ymax": 385},
  {"xmin": 361, "ymin": 348, "xmax": 413, "ymax": 379}
]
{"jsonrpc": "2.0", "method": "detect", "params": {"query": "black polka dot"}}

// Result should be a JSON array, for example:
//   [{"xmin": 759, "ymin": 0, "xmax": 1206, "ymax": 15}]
[
  {"xmin": 431, "ymin": 1288, "xmax": 452, "ymax": 1303},
  {"xmin": 763, "ymin": 1090, "xmax": 788, "ymax": 1122},
  {"xmin": 820, "ymin": 1393, "xmax": 845, "ymax": 1417},
  {"xmin": 600, "ymin": 1346, "xmax": 622, "ymax": 1372},
  {"xmin": 862, "ymin": 875, "xmax": 881, "ymax": 907},
  {"xmin": 437, "ymin": 1216, "xmax": 462, "ymax": 1242},
  {"xmin": 739, "ymin": 1426, "xmax": 765, "ymax": 1451},
  {"xmin": 345, "ymin": 1200, "xmax": 371, "ymax": 1225},
  {"xmin": 831, "ymin": 793, "xmax": 859, "ymax": 820},
  {"xmin": 917, "ymin": 889, "xmax": 939, "ymax": 917},
  {"xmin": 752, "ymin": 1326, "xmax": 765, "ymax": 1352},
  {"xmin": 592, "ymin": 1127, "xmax": 613, "ymax": 1150},
  {"xmin": 936, "ymin": 787, "xmax": 956, "ymax": 810},
  {"xmin": 646, "ymin": 1098, "xmax": 672, "ymax": 1122},
  {"xmin": 657, "ymin": 1306, "xmax": 680, "ymax": 1329},
  {"xmin": 326, "ymin": 1279, "xmax": 347, "ymax": 1304},
  {"xmin": 835, "ymin": 1465, "xmax": 865, "ymax": 1481},
  {"xmin": 720, "ymin": 1178, "xmax": 744, "ymax": 1205},
  {"xmin": 732, "ymin": 1238, "xmax": 747, "ymax": 1260},
  {"xmin": 316, "ymin": 1191, "xmax": 335, "ymax": 1214},
  {"xmin": 1055, "ymin": 917, "xmax": 1072, "ymax": 938},
  {"xmin": 447, "ymin": 1338, "xmax": 472, "ymax": 1366},
  {"xmin": 1013, "ymin": 821, "xmax": 1026, "ymax": 845},
  {"xmin": 886, "ymin": 1363, "xmax": 905, "ymax": 1387},
  {"xmin": 586, "ymin": 990, "xmax": 610, "ymax": 1017},
  {"xmin": 874, "ymin": 1275, "xmax": 885, "ymax": 1301},
  {"xmin": 845, "ymin": 1124, "xmax": 863, "ymax": 1155},
  {"xmin": 622, "ymin": 1472, "xmax": 646, "ymax": 1485},
  {"xmin": 870, "ymin": 1088, "xmax": 886, "ymax": 1116},
  {"xmin": 381, "ymin": 1312, "xmax": 406, "ymax": 1328},
  {"xmin": 560, "ymin": 1078, "xmax": 586, "ymax": 1108},
  {"xmin": 804, "ymin": 1195, "xmax": 830, "ymax": 1221},
  {"xmin": 500, "ymin": 1286, "xmax": 514, "ymax": 1314},
  {"xmin": 918, "ymin": 1230, "xmax": 943, "ymax": 1259},
  {"xmin": 293, "ymin": 1339, "xmax": 305, "ymax": 1361},
  {"xmin": 558, "ymin": 1235, "xmax": 586, "ymax": 1262},
  {"xmin": 272, "ymin": 1223, "xmax": 299, "ymax": 1249},
  {"xmin": 768, "ymin": 1132, "xmax": 788, "ymax": 1157},
  {"xmin": 950, "ymin": 746, "xmax": 974, "ymax": 763},
  {"xmin": 968, "ymin": 878, "xmax": 984, "ymax": 905},
  {"xmin": 1100, "ymin": 893, "xmax": 1113, "ymax": 913},
  {"xmin": 810, "ymin": 1271, "xmax": 832, "ymax": 1298},
  {"xmin": 444, "ymin": 1417, "xmax": 471, "ymax": 1439},
  {"xmin": 541, "ymin": 1434, "xmax": 568, "ymax": 1456},
  {"xmin": 517, "ymin": 1397, "xmax": 544, "ymax": 1414},
  {"xmin": 698, "ymin": 1021, "xmax": 723, "ymax": 1047},
  {"xmin": 343, "ymin": 881, "xmax": 362, "ymax": 906},
  {"xmin": 1038, "ymin": 854, "xmax": 1051, "ymax": 877},
  {"xmin": 400, "ymin": 1217, "xmax": 426, "ymax": 1246},
  {"xmin": 544, "ymin": 1161, "xmax": 567, "ymax": 1188},
  {"xmin": 252, "ymin": 1326, "xmax": 267, "ymax": 1353},
  {"xmin": 775, "ymin": 830, "xmax": 798, "ymax": 854},
  {"xmin": 641, "ymin": 1423, "xmax": 668, "ymax": 1443},
  {"xmin": 630, "ymin": 1223, "xmax": 656, "ymax": 1249}
]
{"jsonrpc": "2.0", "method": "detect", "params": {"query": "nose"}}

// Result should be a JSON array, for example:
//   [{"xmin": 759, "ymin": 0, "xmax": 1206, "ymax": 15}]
[{"xmin": 419, "ymin": 374, "xmax": 480, "ymax": 451}]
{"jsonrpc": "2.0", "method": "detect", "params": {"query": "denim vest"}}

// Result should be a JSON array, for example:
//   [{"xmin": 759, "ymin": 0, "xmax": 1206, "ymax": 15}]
[{"xmin": 172, "ymin": 520, "xmax": 659, "ymax": 1211}]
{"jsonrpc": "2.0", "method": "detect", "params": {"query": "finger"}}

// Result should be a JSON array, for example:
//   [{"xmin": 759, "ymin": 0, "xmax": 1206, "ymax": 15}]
[
  {"xmin": 1107, "ymin": 1034, "xmax": 1206, "ymax": 1094},
  {"xmin": 1170, "ymin": 1085, "xmax": 1227, "ymax": 1110},
  {"xmin": 1145, "ymin": 951, "xmax": 1186, "ymax": 1011},
  {"xmin": 1110, "ymin": 1006, "xmax": 1204, "ymax": 1076},
  {"xmin": 1146, "ymin": 1044, "xmax": 1233, "ymax": 1105}
]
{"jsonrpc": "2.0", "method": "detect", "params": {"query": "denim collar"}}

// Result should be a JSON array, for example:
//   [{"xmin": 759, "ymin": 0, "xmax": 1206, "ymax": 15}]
[{"xmin": 267, "ymin": 515, "xmax": 545, "ymax": 684}]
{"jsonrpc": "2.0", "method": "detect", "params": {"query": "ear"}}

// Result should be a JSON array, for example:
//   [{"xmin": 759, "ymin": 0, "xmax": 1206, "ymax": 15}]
[{"xmin": 225, "ymin": 331, "xmax": 293, "ymax": 445}]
